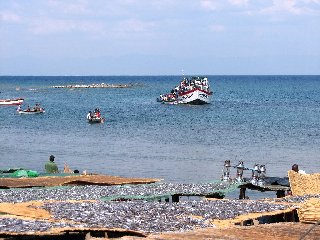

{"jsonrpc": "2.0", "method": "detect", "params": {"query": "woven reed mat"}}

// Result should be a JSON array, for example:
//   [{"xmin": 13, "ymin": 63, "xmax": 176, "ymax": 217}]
[
  {"xmin": 288, "ymin": 170, "xmax": 320, "ymax": 196},
  {"xmin": 298, "ymin": 198, "xmax": 320, "ymax": 223},
  {"xmin": 0, "ymin": 174, "xmax": 161, "ymax": 188}
]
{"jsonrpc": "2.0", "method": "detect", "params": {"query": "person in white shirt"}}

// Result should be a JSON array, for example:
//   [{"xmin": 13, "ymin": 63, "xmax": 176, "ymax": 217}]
[{"xmin": 86, "ymin": 111, "xmax": 92, "ymax": 120}]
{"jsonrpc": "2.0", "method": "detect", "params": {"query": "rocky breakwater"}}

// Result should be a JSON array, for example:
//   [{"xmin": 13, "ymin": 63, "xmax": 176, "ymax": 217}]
[{"xmin": 51, "ymin": 82, "xmax": 135, "ymax": 89}]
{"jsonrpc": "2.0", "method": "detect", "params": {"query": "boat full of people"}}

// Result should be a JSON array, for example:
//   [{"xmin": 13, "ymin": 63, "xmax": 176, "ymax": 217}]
[
  {"xmin": 0, "ymin": 98, "xmax": 24, "ymax": 106},
  {"xmin": 87, "ymin": 108, "xmax": 104, "ymax": 123},
  {"xmin": 158, "ymin": 76, "xmax": 212, "ymax": 105},
  {"xmin": 17, "ymin": 104, "xmax": 45, "ymax": 114}
]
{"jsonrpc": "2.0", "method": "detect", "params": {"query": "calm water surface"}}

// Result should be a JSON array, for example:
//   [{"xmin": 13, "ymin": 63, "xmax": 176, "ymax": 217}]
[{"xmin": 0, "ymin": 76, "xmax": 319, "ymax": 184}]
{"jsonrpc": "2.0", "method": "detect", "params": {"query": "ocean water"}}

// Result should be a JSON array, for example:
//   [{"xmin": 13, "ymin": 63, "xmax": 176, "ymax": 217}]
[{"xmin": 0, "ymin": 76, "xmax": 319, "ymax": 185}]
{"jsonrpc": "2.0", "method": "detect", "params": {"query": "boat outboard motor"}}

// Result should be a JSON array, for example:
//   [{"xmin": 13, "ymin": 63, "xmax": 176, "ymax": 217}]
[
  {"xmin": 221, "ymin": 160, "xmax": 231, "ymax": 182},
  {"xmin": 235, "ymin": 161, "xmax": 245, "ymax": 183}
]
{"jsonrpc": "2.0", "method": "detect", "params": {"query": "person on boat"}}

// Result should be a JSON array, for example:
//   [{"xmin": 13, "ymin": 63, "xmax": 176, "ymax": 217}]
[
  {"xmin": 95, "ymin": 108, "xmax": 101, "ymax": 118},
  {"xmin": 45, "ymin": 155, "xmax": 59, "ymax": 173},
  {"xmin": 87, "ymin": 111, "xmax": 92, "ymax": 120},
  {"xmin": 34, "ymin": 103, "xmax": 41, "ymax": 112},
  {"xmin": 26, "ymin": 105, "xmax": 31, "ymax": 112}
]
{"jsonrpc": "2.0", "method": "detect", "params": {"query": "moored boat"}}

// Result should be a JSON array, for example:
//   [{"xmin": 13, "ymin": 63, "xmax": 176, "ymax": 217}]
[
  {"xmin": 158, "ymin": 76, "xmax": 212, "ymax": 105},
  {"xmin": 0, "ymin": 98, "xmax": 24, "ymax": 106}
]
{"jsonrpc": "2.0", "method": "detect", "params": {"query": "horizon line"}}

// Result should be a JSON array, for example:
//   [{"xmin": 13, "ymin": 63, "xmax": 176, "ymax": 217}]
[{"xmin": 1, "ymin": 74, "xmax": 320, "ymax": 77}]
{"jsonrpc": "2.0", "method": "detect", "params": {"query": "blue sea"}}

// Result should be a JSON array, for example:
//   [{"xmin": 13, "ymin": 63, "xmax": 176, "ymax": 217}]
[{"xmin": 0, "ymin": 76, "xmax": 319, "ymax": 185}]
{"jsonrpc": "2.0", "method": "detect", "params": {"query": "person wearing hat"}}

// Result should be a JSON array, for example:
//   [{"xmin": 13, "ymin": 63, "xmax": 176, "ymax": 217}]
[{"xmin": 45, "ymin": 155, "xmax": 59, "ymax": 173}]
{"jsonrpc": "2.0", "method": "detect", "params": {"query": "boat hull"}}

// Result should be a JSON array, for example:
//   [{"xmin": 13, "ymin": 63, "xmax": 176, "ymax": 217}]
[
  {"xmin": 18, "ymin": 110, "xmax": 45, "ymax": 114},
  {"xmin": 161, "ymin": 101, "xmax": 179, "ymax": 105},
  {"xmin": 178, "ymin": 89, "xmax": 211, "ymax": 104},
  {"xmin": 88, "ymin": 117, "xmax": 104, "ymax": 123}
]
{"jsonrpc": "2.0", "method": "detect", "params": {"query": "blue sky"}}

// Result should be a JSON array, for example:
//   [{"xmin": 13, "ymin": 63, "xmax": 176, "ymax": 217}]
[{"xmin": 0, "ymin": 0, "xmax": 319, "ymax": 75}]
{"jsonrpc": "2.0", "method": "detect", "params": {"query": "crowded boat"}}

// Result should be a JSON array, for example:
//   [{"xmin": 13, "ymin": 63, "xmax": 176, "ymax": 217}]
[
  {"xmin": 158, "ymin": 76, "xmax": 212, "ymax": 105},
  {"xmin": 17, "ymin": 103, "xmax": 45, "ymax": 114}
]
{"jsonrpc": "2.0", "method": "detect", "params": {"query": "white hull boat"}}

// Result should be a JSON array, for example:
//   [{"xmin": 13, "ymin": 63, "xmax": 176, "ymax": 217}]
[
  {"xmin": 158, "ymin": 76, "xmax": 212, "ymax": 105},
  {"xmin": 177, "ymin": 88, "xmax": 211, "ymax": 104},
  {"xmin": 0, "ymin": 98, "xmax": 24, "ymax": 106}
]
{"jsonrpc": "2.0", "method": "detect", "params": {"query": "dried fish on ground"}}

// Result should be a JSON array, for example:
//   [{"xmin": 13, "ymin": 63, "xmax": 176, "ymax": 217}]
[
  {"xmin": 0, "ymin": 182, "xmax": 237, "ymax": 203},
  {"xmin": 40, "ymin": 200, "xmax": 291, "ymax": 233}
]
